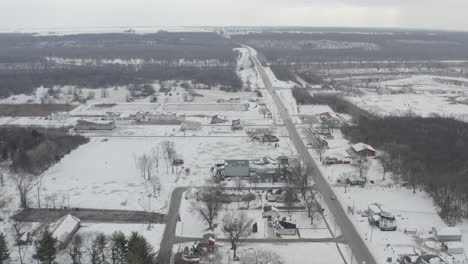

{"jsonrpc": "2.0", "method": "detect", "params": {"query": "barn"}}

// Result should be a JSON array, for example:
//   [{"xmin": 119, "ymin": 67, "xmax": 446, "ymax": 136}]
[{"xmin": 351, "ymin": 143, "xmax": 376, "ymax": 157}]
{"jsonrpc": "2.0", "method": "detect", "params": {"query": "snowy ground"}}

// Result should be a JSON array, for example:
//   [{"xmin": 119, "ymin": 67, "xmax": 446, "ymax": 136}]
[
  {"xmin": 39, "ymin": 136, "xmax": 294, "ymax": 212},
  {"xmin": 347, "ymin": 75, "xmax": 468, "ymax": 122},
  {"xmin": 173, "ymin": 241, "xmax": 348, "ymax": 264},
  {"xmin": 296, "ymin": 104, "xmax": 468, "ymax": 264},
  {"xmin": 177, "ymin": 191, "xmax": 331, "ymax": 240},
  {"xmin": 234, "ymin": 47, "xmax": 264, "ymax": 89}
]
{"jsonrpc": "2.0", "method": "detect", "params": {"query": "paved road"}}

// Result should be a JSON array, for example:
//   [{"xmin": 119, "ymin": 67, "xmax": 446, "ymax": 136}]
[
  {"xmin": 157, "ymin": 187, "xmax": 187, "ymax": 264},
  {"xmin": 247, "ymin": 47, "xmax": 376, "ymax": 264},
  {"xmin": 12, "ymin": 208, "xmax": 165, "ymax": 224},
  {"xmin": 175, "ymin": 236, "xmax": 338, "ymax": 244}
]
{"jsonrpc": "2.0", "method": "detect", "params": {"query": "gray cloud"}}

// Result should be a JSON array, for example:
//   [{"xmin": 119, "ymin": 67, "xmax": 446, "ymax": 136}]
[{"xmin": 0, "ymin": 0, "xmax": 466, "ymax": 31}]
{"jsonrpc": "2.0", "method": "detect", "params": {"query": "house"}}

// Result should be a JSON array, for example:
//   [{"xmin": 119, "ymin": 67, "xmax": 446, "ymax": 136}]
[
  {"xmin": 49, "ymin": 214, "xmax": 80, "ymax": 249},
  {"xmin": 223, "ymin": 160, "xmax": 250, "ymax": 177},
  {"xmin": 75, "ymin": 119, "xmax": 116, "ymax": 130},
  {"xmin": 250, "ymin": 157, "xmax": 285, "ymax": 183},
  {"xmin": 262, "ymin": 206, "xmax": 280, "ymax": 220},
  {"xmin": 443, "ymin": 242, "xmax": 464, "ymax": 254},
  {"xmin": 433, "ymin": 227, "xmax": 462, "ymax": 242},
  {"xmin": 274, "ymin": 220, "xmax": 297, "ymax": 236},
  {"xmin": 135, "ymin": 111, "xmax": 183, "ymax": 124},
  {"xmin": 351, "ymin": 143, "xmax": 376, "ymax": 157},
  {"xmin": 319, "ymin": 112, "xmax": 341, "ymax": 127},
  {"xmin": 210, "ymin": 115, "xmax": 227, "ymax": 124},
  {"xmin": 231, "ymin": 119, "xmax": 243, "ymax": 131}
]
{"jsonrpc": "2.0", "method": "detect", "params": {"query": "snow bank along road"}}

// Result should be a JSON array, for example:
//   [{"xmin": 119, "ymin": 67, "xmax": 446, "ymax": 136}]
[{"xmin": 247, "ymin": 47, "xmax": 376, "ymax": 264}]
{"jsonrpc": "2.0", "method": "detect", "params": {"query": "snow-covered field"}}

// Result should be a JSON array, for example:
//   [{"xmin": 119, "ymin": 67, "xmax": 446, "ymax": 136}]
[
  {"xmin": 347, "ymin": 75, "xmax": 468, "ymax": 122},
  {"xmin": 39, "ymin": 136, "xmax": 295, "ymax": 212}
]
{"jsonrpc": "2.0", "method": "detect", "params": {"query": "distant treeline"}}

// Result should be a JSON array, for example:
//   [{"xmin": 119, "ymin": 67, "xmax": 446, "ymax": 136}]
[
  {"xmin": 233, "ymin": 31, "xmax": 468, "ymax": 63},
  {"xmin": 0, "ymin": 104, "xmax": 76, "ymax": 117},
  {"xmin": 343, "ymin": 116, "xmax": 468, "ymax": 222},
  {"xmin": 0, "ymin": 32, "xmax": 242, "ymax": 97},
  {"xmin": 0, "ymin": 32, "xmax": 238, "ymax": 63},
  {"xmin": 0, "ymin": 65, "xmax": 242, "ymax": 98},
  {"xmin": 0, "ymin": 127, "xmax": 88, "ymax": 175}
]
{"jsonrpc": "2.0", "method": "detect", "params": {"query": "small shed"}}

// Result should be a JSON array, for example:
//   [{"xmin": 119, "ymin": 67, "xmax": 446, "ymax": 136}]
[
  {"xmin": 443, "ymin": 242, "xmax": 464, "ymax": 254},
  {"xmin": 351, "ymin": 143, "xmax": 376, "ymax": 157},
  {"xmin": 433, "ymin": 227, "xmax": 462, "ymax": 242},
  {"xmin": 50, "ymin": 214, "xmax": 81, "ymax": 249},
  {"xmin": 262, "ymin": 206, "xmax": 280, "ymax": 219},
  {"xmin": 224, "ymin": 160, "xmax": 250, "ymax": 177},
  {"xmin": 275, "ymin": 220, "xmax": 297, "ymax": 236}
]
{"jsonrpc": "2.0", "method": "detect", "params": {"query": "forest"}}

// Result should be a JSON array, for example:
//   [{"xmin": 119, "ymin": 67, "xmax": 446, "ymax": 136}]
[
  {"xmin": 232, "ymin": 30, "xmax": 468, "ymax": 63},
  {"xmin": 342, "ymin": 116, "xmax": 468, "ymax": 223},
  {"xmin": 0, "ymin": 32, "xmax": 242, "ymax": 97},
  {"xmin": 0, "ymin": 127, "xmax": 88, "ymax": 175},
  {"xmin": 0, "ymin": 65, "xmax": 242, "ymax": 98}
]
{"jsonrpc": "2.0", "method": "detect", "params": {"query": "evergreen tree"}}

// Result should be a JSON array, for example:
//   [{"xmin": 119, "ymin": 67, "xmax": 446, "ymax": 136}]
[
  {"xmin": 127, "ymin": 232, "xmax": 156, "ymax": 264},
  {"xmin": 33, "ymin": 229, "xmax": 57, "ymax": 264},
  {"xmin": 0, "ymin": 233, "xmax": 10, "ymax": 264},
  {"xmin": 110, "ymin": 231, "xmax": 127, "ymax": 264},
  {"xmin": 94, "ymin": 233, "xmax": 108, "ymax": 264}
]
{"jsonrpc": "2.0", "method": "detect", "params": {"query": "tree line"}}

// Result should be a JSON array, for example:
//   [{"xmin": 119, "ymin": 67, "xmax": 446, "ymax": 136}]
[
  {"xmin": 342, "ymin": 115, "xmax": 468, "ymax": 224},
  {"xmin": 2, "ymin": 228, "xmax": 158, "ymax": 264},
  {"xmin": 0, "ymin": 64, "xmax": 242, "ymax": 98}
]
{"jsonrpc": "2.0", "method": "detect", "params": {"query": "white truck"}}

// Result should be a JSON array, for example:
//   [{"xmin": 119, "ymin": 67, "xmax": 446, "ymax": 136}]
[{"xmin": 368, "ymin": 203, "xmax": 397, "ymax": 231}]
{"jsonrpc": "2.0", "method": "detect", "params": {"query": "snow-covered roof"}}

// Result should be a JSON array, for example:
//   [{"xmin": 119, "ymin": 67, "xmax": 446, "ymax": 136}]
[
  {"xmin": 51, "ymin": 214, "xmax": 80, "ymax": 244},
  {"xmin": 435, "ymin": 227, "xmax": 461, "ymax": 237},
  {"xmin": 444, "ymin": 241, "xmax": 464, "ymax": 249},
  {"xmin": 77, "ymin": 119, "xmax": 115, "ymax": 125},
  {"xmin": 352, "ymin": 143, "xmax": 376, "ymax": 153}
]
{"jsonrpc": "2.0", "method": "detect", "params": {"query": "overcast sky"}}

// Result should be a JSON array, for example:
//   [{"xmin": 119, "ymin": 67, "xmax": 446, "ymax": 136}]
[{"xmin": 1, "ymin": 0, "xmax": 467, "ymax": 31}]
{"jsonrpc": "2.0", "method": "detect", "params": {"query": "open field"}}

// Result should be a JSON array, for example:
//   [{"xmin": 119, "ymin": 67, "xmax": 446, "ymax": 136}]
[{"xmin": 39, "ymin": 137, "xmax": 295, "ymax": 213}]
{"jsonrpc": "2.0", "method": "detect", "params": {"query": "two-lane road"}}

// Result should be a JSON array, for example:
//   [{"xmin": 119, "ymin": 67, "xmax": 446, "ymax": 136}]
[{"xmin": 247, "ymin": 47, "xmax": 376, "ymax": 264}]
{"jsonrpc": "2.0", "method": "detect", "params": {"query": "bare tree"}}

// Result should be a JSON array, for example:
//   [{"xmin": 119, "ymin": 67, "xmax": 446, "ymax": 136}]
[
  {"xmin": 160, "ymin": 141, "xmax": 176, "ymax": 173},
  {"xmin": 82, "ymin": 234, "xmax": 99, "ymax": 264},
  {"xmin": 16, "ymin": 242, "xmax": 28, "ymax": 264},
  {"xmin": 258, "ymin": 107, "xmax": 268, "ymax": 118},
  {"xmin": 151, "ymin": 146, "xmax": 161, "ymax": 178},
  {"xmin": 0, "ymin": 171, "xmax": 4, "ymax": 187},
  {"xmin": 34, "ymin": 174, "xmax": 45, "ymax": 208},
  {"xmin": 11, "ymin": 173, "xmax": 34, "ymax": 208},
  {"xmin": 304, "ymin": 189, "xmax": 317, "ymax": 224},
  {"xmin": 234, "ymin": 177, "xmax": 245, "ymax": 206},
  {"xmin": 150, "ymin": 176, "xmax": 161, "ymax": 198},
  {"xmin": 222, "ymin": 212, "xmax": 253, "ymax": 260},
  {"xmin": 191, "ymin": 186, "xmax": 222, "ymax": 230},
  {"xmin": 240, "ymin": 249, "xmax": 284, "ymax": 264},
  {"xmin": 67, "ymin": 234, "xmax": 84, "ymax": 264},
  {"xmin": 284, "ymin": 185, "xmax": 297, "ymax": 219},
  {"xmin": 135, "ymin": 154, "xmax": 153, "ymax": 180},
  {"xmin": 355, "ymin": 158, "xmax": 369, "ymax": 179}
]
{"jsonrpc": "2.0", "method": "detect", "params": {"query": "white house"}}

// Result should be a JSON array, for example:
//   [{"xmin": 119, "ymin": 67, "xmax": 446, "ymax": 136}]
[
  {"xmin": 433, "ymin": 227, "xmax": 462, "ymax": 242},
  {"xmin": 50, "ymin": 214, "xmax": 81, "ymax": 249}
]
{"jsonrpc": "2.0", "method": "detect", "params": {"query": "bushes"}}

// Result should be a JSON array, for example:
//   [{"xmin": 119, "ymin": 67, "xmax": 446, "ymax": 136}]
[{"xmin": 291, "ymin": 87, "xmax": 315, "ymax": 104}]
